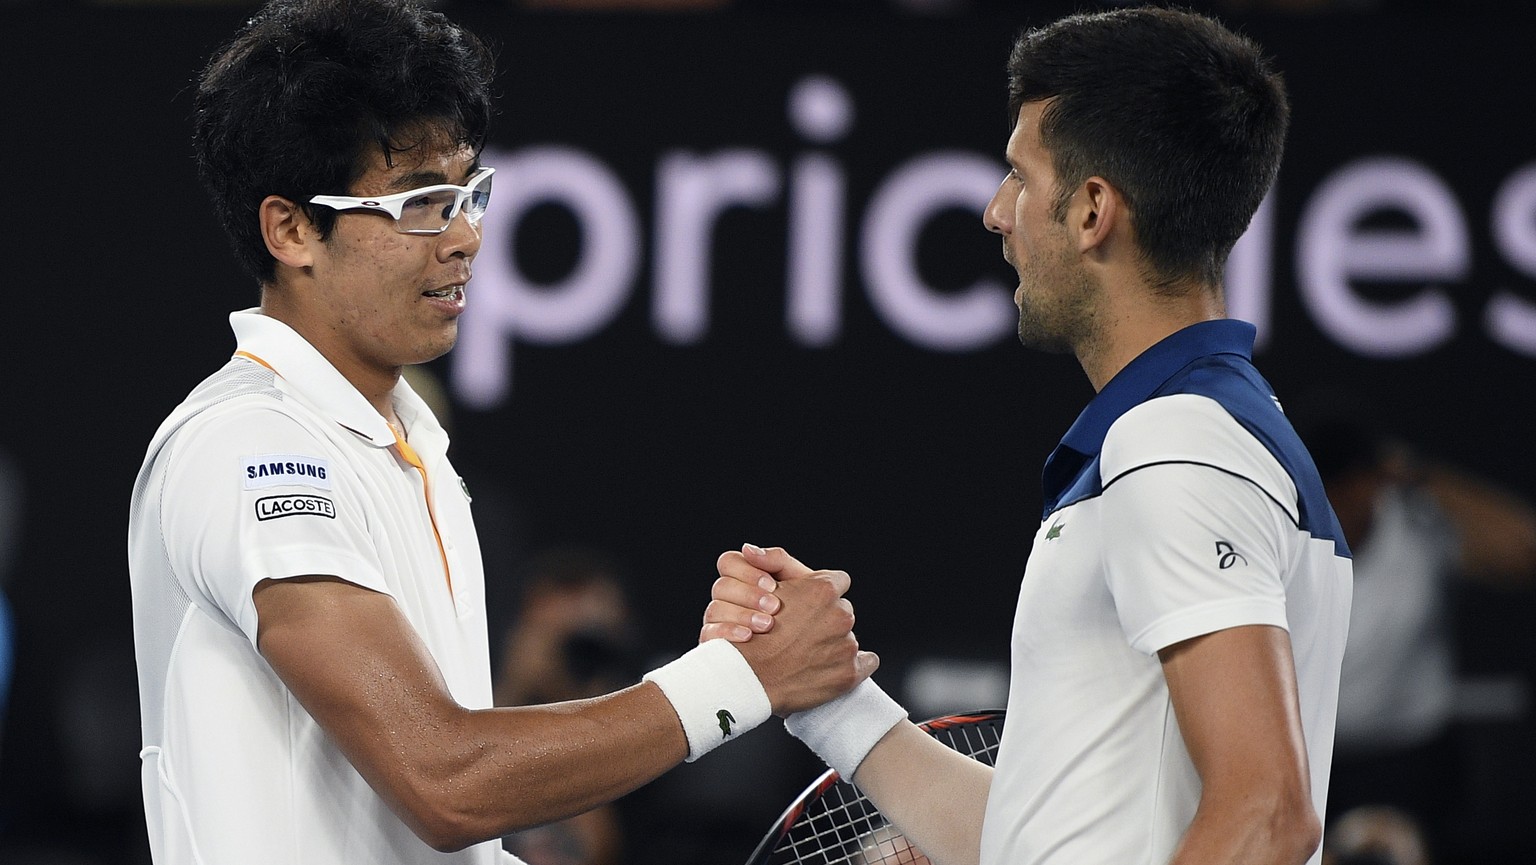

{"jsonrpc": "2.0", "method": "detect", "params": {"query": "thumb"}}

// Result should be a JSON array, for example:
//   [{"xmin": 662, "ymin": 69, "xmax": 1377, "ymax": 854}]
[
  {"xmin": 742, "ymin": 543, "xmax": 815, "ymax": 580},
  {"xmin": 855, "ymin": 650, "xmax": 881, "ymax": 681}
]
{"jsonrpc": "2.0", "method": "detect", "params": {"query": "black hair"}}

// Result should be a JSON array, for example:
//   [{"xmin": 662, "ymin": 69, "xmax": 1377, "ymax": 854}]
[
  {"xmin": 1006, "ymin": 6, "xmax": 1289, "ymax": 289},
  {"xmin": 192, "ymin": 0, "xmax": 495, "ymax": 283}
]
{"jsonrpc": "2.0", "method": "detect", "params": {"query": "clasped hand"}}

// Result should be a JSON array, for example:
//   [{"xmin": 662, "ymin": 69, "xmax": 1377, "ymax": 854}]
[{"xmin": 701, "ymin": 544, "xmax": 879, "ymax": 715}]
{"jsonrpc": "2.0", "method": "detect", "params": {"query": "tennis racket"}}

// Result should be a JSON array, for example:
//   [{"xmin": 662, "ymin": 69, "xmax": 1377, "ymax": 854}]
[{"xmin": 743, "ymin": 710, "xmax": 1005, "ymax": 865}]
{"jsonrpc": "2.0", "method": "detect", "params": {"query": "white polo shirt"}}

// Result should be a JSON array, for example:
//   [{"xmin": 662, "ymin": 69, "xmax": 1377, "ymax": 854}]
[
  {"xmin": 979, "ymin": 321, "xmax": 1352, "ymax": 865},
  {"xmin": 128, "ymin": 309, "xmax": 514, "ymax": 865}
]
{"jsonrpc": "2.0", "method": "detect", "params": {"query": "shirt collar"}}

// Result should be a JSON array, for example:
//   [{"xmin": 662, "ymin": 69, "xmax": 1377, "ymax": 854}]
[
  {"xmin": 230, "ymin": 308, "xmax": 412, "ymax": 448},
  {"xmin": 1058, "ymin": 318, "xmax": 1257, "ymax": 458}
]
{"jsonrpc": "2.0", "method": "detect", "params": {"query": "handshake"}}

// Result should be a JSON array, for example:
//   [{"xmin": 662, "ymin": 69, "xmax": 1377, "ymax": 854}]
[
  {"xmin": 644, "ymin": 543, "xmax": 905, "ymax": 778},
  {"xmin": 700, "ymin": 543, "xmax": 879, "ymax": 716}
]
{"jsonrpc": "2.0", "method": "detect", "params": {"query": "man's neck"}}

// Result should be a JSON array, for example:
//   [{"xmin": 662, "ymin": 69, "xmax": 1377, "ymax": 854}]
[
  {"xmin": 1077, "ymin": 279, "xmax": 1226, "ymax": 392},
  {"xmin": 257, "ymin": 289, "xmax": 401, "ymax": 423}
]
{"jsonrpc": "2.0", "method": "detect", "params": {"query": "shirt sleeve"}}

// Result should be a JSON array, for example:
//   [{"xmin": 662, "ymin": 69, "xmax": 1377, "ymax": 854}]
[
  {"xmin": 1100, "ymin": 395, "xmax": 1296, "ymax": 656},
  {"xmin": 160, "ymin": 402, "xmax": 391, "ymax": 648}
]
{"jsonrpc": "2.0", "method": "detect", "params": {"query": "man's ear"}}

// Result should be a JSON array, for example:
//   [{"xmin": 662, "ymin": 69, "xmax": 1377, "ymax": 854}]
[
  {"xmin": 1070, "ymin": 176, "xmax": 1122, "ymax": 254},
  {"xmin": 259, "ymin": 195, "xmax": 319, "ymax": 270}
]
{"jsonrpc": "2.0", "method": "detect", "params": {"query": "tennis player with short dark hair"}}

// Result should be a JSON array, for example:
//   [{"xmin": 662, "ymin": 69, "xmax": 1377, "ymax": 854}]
[
  {"xmin": 127, "ymin": 2, "xmax": 876, "ymax": 863},
  {"xmin": 708, "ymin": 8, "xmax": 1352, "ymax": 865}
]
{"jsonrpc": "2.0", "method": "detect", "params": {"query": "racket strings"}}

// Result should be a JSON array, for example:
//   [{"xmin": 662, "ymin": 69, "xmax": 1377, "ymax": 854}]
[
  {"xmin": 764, "ymin": 717, "xmax": 1004, "ymax": 865},
  {"xmin": 777, "ymin": 782, "xmax": 892, "ymax": 864}
]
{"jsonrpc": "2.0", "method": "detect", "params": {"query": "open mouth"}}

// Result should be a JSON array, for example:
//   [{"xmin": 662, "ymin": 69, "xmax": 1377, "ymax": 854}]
[{"xmin": 422, "ymin": 285, "xmax": 463, "ymax": 300}]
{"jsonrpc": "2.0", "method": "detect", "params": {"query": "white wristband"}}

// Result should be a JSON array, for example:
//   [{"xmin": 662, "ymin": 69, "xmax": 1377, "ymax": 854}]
[
  {"xmin": 785, "ymin": 678, "xmax": 907, "ymax": 780},
  {"xmin": 643, "ymin": 639, "xmax": 772, "ymax": 762}
]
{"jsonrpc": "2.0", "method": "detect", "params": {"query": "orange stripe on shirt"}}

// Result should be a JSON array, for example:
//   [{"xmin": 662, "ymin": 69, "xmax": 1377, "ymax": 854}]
[
  {"xmin": 238, "ymin": 349, "xmax": 454, "ymax": 597},
  {"xmin": 234, "ymin": 350, "xmax": 278, "ymax": 374},
  {"xmin": 389, "ymin": 423, "xmax": 455, "ymax": 598}
]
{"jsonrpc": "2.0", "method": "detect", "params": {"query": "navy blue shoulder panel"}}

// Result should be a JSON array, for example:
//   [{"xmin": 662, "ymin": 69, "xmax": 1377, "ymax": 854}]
[
  {"xmin": 1050, "ymin": 452, "xmax": 1106, "ymax": 518},
  {"xmin": 1160, "ymin": 357, "xmax": 1351, "ymax": 559}
]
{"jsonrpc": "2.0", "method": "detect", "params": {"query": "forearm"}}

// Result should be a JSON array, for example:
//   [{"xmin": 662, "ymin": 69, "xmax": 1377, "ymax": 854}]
[
  {"xmin": 363, "ymin": 681, "xmax": 687, "ymax": 851},
  {"xmin": 850, "ymin": 721, "xmax": 993, "ymax": 865},
  {"xmin": 255, "ymin": 577, "xmax": 693, "ymax": 852}
]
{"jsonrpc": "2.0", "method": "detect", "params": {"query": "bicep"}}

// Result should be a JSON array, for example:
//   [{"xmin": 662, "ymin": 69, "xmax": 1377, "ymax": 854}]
[
  {"xmin": 1159, "ymin": 625, "xmax": 1323, "ymax": 864},
  {"xmin": 1159, "ymin": 625, "xmax": 1309, "ymax": 788},
  {"xmin": 253, "ymin": 576, "xmax": 466, "ymax": 803}
]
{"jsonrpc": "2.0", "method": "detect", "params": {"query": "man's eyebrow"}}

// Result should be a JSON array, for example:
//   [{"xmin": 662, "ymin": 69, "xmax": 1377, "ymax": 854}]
[
  {"xmin": 387, "ymin": 169, "xmax": 451, "ymax": 191},
  {"xmin": 388, "ymin": 163, "xmax": 482, "ymax": 191}
]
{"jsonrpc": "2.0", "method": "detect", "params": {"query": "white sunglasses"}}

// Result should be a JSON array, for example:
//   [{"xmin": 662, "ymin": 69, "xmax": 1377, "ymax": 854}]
[{"xmin": 308, "ymin": 166, "xmax": 495, "ymax": 235}]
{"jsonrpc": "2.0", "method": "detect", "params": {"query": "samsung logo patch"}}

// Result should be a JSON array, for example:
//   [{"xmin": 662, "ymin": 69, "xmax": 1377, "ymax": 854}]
[
  {"xmin": 255, "ymin": 494, "xmax": 336, "ymax": 521},
  {"xmin": 243, "ymin": 454, "xmax": 332, "ymax": 490}
]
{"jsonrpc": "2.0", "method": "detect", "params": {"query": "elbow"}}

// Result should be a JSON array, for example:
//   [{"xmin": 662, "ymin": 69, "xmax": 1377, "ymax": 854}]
[
  {"xmin": 1267, "ymin": 791, "xmax": 1323, "ymax": 864},
  {"xmin": 404, "ymin": 801, "xmax": 492, "ymax": 854},
  {"xmin": 1196, "ymin": 785, "xmax": 1321, "ymax": 865},
  {"xmin": 390, "ymin": 769, "xmax": 510, "ymax": 853},
  {"xmin": 420, "ymin": 832, "xmax": 475, "ymax": 855},
  {"xmin": 1286, "ymin": 809, "xmax": 1323, "ymax": 864}
]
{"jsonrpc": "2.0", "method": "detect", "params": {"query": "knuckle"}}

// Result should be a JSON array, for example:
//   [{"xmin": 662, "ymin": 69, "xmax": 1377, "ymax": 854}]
[
  {"xmin": 711, "ymin": 575, "xmax": 740, "ymax": 599},
  {"xmin": 806, "ymin": 576, "xmax": 837, "ymax": 601},
  {"xmin": 836, "ymin": 599, "xmax": 855, "ymax": 628},
  {"xmin": 834, "ymin": 660, "xmax": 859, "ymax": 690},
  {"xmin": 716, "ymin": 550, "xmax": 743, "ymax": 572}
]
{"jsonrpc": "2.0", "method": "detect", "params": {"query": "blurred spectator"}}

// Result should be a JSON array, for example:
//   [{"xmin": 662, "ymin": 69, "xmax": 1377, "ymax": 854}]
[
  {"xmin": 494, "ymin": 547, "xmax": 643, "ymax": 708},
  {"xmin": 1301, "ymin": 415, "xmax": 1536, "ymax": 860},
  {"xmin": 495, "ymin": 548, "xmax": 643, "ymax": 865},
  {"xmin": 1323, "ymin": 805, "xmax": 1431, "ymax": 865}
]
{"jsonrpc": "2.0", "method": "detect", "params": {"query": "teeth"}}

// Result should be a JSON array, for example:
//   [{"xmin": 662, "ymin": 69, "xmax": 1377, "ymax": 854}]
[{"xmin": 423, "ymin": 286, "xmax": 460, "ymax": 299}]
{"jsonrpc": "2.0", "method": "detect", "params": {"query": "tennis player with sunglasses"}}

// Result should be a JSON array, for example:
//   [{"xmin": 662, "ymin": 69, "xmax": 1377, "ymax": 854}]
[{"xmin": 127, "ymin": 3, "xmax": 876, "ymax": 864}]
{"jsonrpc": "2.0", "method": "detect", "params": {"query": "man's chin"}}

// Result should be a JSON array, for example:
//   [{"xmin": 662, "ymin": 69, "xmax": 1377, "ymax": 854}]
[
  {"xmin": 416, "ymin": 326, "xmax": 459, "ymax": 365},
  {"xmin": 1017, "ymin": 320, "xmax": 1071, "ymax": 354}
]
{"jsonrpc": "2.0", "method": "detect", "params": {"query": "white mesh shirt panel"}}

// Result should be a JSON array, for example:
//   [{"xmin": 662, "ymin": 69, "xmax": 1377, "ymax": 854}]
[
  {"xmin": 130, "ymin": 456, "xmax": 192, "ymax": 744},
  {"xmin": 131, "ymin": 360, "xmax": 285, "ymax": 742}
]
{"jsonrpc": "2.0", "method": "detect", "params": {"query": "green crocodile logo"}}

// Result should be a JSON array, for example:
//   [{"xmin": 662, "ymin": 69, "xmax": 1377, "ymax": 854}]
[{"xmin": 717, "ymin": 709, "xmax": 737, "ymax": 737}]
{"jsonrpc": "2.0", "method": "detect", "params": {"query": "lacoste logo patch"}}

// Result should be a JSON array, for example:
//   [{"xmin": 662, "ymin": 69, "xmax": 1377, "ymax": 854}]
[
  {"xmin": 243, "ymin": 454, "xmax": 332, "ymax": 491},
  {"xmin": 717, "ymin": 709, "xmax": 736, "ymax": 738},
  {"xmin": 255, "ymin": 494, "xmax": 336, "ymax": 521},
  {"xmin": 1045, "ymin": 521, "xmax": 1064, "ymax": 540}
]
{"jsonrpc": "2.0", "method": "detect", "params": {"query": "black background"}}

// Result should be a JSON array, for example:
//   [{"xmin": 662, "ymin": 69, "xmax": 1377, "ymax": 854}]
[{"xmin": 1, "ymin": 3, "xmax": 1533, "ymax": 862}]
